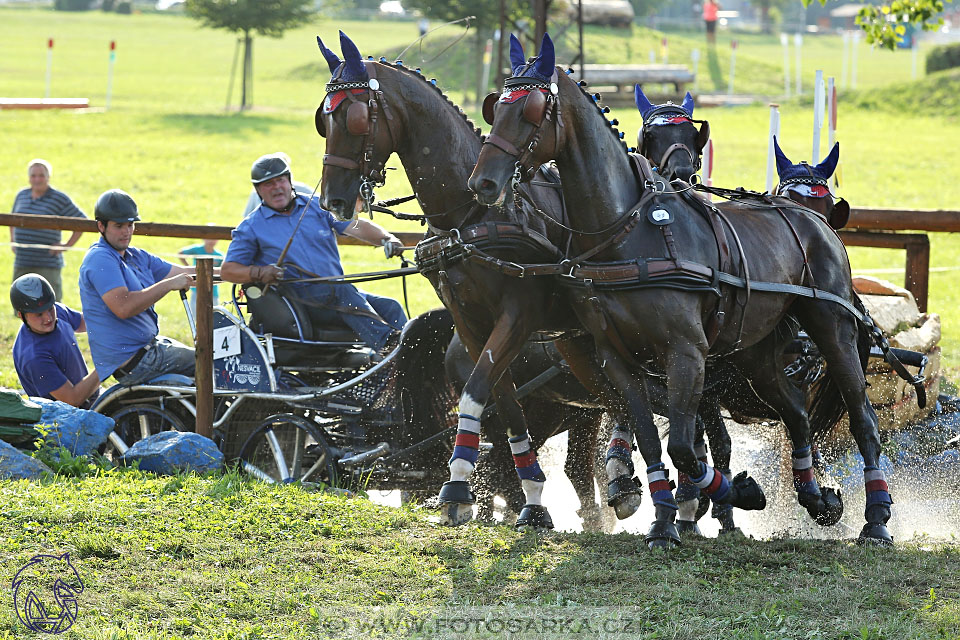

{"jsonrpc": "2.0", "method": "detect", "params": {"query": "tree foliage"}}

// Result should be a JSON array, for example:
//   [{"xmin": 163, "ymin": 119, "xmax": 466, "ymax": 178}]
[
  {"xmin": 805, "ymin": 0, "xmax": 951, "ymax": 50},
  {"xmin": 185, "ymin": 0, "xmax": 315, "ymax": 38}
]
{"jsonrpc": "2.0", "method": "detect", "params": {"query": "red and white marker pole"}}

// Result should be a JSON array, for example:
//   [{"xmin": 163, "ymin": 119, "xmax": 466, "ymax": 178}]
[
  {"xmin": 45, "ymin": 38, "xmax": 53, "ymax": 99},
  {"xmin": 827, "ymin": 76, "xmax": 839, "ymax": 193},
  {"xmin": 661, "ymin": 37, "xmax": 668, "ymax": 64},
  {"xmin": 106, "ymin": 40, "xmax": 116, "ymax": 110},
  {"xmin": 766, "ymin": 103, "xmax": 781, "ymax": 193}
]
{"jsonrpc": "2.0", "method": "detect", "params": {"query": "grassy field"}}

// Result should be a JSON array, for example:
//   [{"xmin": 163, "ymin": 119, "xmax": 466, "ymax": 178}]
[
  {"xmin": 0, "ymin": 470, "xmax": 958, "ymax": 640},
  {"xmin": 0, "ymin": 6, "xmax": 958, "ymax": 386}
]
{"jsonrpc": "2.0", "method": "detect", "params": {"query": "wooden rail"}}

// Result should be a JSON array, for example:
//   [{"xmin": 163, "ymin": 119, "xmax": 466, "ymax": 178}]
[{"xmin": 838, "ymin": 231, "xmax": 930, "ymax": 311}]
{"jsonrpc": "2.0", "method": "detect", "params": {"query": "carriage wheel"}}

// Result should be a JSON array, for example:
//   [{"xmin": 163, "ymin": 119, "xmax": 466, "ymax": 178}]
[
  {"xmin": 104, "ymin": 404, "xmax": 189, "ymax": 459},
  {"xmin": 238, "ymin": 414, "xmax": 338, "ymax": 487}
]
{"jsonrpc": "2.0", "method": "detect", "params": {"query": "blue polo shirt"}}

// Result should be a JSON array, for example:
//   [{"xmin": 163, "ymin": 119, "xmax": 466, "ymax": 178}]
[
  {"xmin": 13, "ymin": 303, "xmax": 92, "ymax": 401},
  {"xmin": 79, "ymin": 237, "xmax": 174, "ymax": 379},
  {"xmin": 225, "ymin": 195, "xmax": 352, "ymax": 287}
]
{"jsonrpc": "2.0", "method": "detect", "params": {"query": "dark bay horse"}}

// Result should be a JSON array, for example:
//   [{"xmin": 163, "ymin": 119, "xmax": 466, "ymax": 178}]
[
  {"xmin": 469, "ymin": 33, "xmax": 892, "ymax": 547},
  {"xmin": 314, "ymin": 31, "xmax": 615, "ymax": 530}
]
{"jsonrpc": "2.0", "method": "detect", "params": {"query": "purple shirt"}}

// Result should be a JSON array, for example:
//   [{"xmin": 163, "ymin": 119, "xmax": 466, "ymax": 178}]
[{"xmin": 13, "ymin": 303, "xmax": 93, "ymax": 403}]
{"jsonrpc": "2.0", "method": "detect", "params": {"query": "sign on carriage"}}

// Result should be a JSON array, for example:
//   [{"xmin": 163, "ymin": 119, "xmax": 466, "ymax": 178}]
[{"xmin": 213, "ymin": 324, "xmax": 242, "ymax": 360}]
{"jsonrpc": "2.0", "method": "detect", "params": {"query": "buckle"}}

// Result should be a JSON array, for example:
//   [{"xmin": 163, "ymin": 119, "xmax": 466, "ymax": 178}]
[{"xmin": 559, "ymin": 260, "xmax": 577, "ymax": 279}]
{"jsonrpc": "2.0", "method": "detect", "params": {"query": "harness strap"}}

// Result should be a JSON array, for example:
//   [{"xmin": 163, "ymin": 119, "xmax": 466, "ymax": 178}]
[
  {"xmin": 323, "ymin": 155, "xmax": 360, "ymax": 170},
  {"xmin": 483, "ymin": 133, "xmax": 522, "ymax": 157}
]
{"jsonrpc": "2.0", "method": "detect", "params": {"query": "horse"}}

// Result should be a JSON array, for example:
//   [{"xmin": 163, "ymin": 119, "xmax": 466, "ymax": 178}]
[
  {"xmin": 469, "ymin": 33, "xmax": 892, "ymax": 548},
  {"xmin": 314, "ymin": 31, "xmax": 615, "ymax": 530}
]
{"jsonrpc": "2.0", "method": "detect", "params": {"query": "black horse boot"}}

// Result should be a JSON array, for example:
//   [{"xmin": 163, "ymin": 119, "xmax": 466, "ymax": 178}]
[{"xmin": 645, "ymin": 503, "xmax": 681, "ymax": 550}]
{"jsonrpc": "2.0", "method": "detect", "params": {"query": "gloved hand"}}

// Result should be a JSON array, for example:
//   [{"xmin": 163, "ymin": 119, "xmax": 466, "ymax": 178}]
[
  {"xmin": 381, "ymin": 236, "xmax": 404, "ymax": 259},
  {"xmin": 251, "ymin": 264, "xmax": 283, "ymax": 284}
]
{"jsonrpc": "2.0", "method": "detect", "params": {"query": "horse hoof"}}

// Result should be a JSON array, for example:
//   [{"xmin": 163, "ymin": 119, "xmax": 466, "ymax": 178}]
[
  {"xmin": 577, "ymin": 505, "xmax": 604, "ymax": 533},
  {"xmin": 645, "ymin": 520, "xmax": 681, "ymax": 549},
  {"xmin": 607, "ymin": 475, "xmax": 642, "ymax": 520},
  {"xmin": 728, "ymin": 471, "xmax": 766, "ymax": 511},
  {"xmin": 695, "ymin": 491, "xmax": 711, "ymax": 521},
  {"xmin": 815, "ymin": 487, "xmax": 844, "ymax": 527},
  {"xmin": 439, "ymin": 502, "xmax": 474, "ymax": 526},
  {"xmin": 857, "ymin": 522, "xmax": 893, "ymax": 546},
  {"xmin": 718, "ymin": 526, "xmax": 744, "ymax": 537},
  {"xmin": 676, "ymin": 520, "xmax": 703, "ymax": 537},
  {"xmin": 516, "ymin": 504, "xmax": 554, "ymax": 531}
]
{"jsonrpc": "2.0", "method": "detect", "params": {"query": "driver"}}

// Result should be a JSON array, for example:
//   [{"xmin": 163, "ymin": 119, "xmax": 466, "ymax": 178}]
[
  {"xmin": 11, "ymin": 274, "xmax": 101, "ymax": 408},
  {"xmin": 220, "ymin": 153, "xmax": 407, "ymax": 356},
  {"xmin": 79, "ymin": 189, "xmax": 199, "ymax": 385}
]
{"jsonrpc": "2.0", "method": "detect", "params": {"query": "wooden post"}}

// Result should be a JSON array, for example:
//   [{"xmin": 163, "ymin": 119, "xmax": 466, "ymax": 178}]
[
  {"xmin": 905, "ymin": 235, "xmax": 930, "ymax": 312},
  {"xmin": 195, "ymin": 257, "xmax": 214, "ymax": 438}
]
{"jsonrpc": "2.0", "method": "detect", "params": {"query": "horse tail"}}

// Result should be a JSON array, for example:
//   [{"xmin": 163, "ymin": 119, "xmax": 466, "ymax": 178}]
[
  {"xmin": 809, "ymin": 295, "xmax": 871, "ymax": 444},
  {"xmin": 391, "ymin": 308, "xmax": 458, "ymax": 444}
]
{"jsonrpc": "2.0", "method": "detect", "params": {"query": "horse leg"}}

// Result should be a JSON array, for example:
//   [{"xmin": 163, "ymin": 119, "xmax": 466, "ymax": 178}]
[
  {"xmin": 666, "ymin": 343, "xmax": 766, "ymax": 527},
  {"xmin": 563, "ymin": 409, "xmax": 605, "ymax": 532},
  {"xmin": 675, "ymin": 411, "xmax": 723, "ymax": 536},
  {"xmin": 438, "ymin": 313, "xmax": 533, "ymax": 527},
  {"xmin": 697, "ymin": 395, "xmax": 741, "ymax": 533},
  {"xmin": 794, "ymin": 303, "xmax": 891, "ymax": 545},
  {"xmin": 554, "ymin": 337, "xmax": 644, "ymax": 521}
]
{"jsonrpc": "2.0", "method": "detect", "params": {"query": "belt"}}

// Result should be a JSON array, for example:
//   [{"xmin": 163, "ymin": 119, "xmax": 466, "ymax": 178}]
[{"xmin": 113, "ymin": 344, "xmax": 150, "ymax": 380}]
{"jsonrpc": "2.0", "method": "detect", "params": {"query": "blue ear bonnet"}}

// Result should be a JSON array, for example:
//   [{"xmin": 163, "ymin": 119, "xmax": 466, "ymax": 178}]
[
  {"xmin": 636, "ymin": 86, "xmax": 694, "ymax": 124},
  {"xmin": 509, "ymin": 33, "xmax": 555, "ymax": 83},
  {"xmin": 320, "ymin": 30, "xmax": 369, "ymax": 84},
  {"xmin": 774, "ymin": 137, "xmax": 839, "ymax": 181}
]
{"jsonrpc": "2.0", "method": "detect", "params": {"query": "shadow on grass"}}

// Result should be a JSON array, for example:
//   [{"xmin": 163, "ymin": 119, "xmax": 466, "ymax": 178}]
[
  {"xmin": 155, "ymin": 112, "xmax": 292, "ymax": 137},
  {"xmin": 706, "ymin": 45, "xmax": 724, "ymax": 93}
]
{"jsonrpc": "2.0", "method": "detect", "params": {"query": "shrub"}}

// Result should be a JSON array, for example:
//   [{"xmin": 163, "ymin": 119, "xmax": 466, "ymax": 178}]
[
  {"xmin": 927, "ymin": 43, "xmax": 960, "ymax": 74},
  {"xmin": 54, "ymin": 0, "xmax": 94, "ymax": 10},
  {"xmin": 101, "ymin": 0, "xmax": 115, "ymax": 11},
  {"xmin": 115, "ymin": 1, "xmax": 132, "ymax": 14}
]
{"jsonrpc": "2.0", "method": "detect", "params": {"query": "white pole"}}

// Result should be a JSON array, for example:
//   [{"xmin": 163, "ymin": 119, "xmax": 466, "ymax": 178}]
[
  {"xmin": 662, "ymin": 37, "xmax": 668, "ymax": 64},
  {"xmin": 480, "ymin": 38, "xmax": 493, "ymax": 94},
  {"xmin": 841, "ymin": 31, "xmax": 850, "ymax": 89},
  {"xmin": 649, "ymin": 49, "xmax": 656, "ymax": 64},
  {"xmin": 691, "ymin": 48, "xmax": 701, "ymax": 94},
  {"xmin": 766, "ymin": 103, "xmax": 780, "ymax": 193},
  {"xmin": 106, "ymin": 40, "xmax": 116, "ymax": 110},
  {"xmin": 828, "ymin": 77, "xmax": 839, "ymax": 194},
  {"xmin": 45, "ymin": 38, "xmax": 53, "ymax": 99},
  {"xmin": 851, "ymin": 30, "xmax": 860, "ymax": 89},
  {"xmin": 702, "ymin": 139, "xmax": 714, "ymax": 199},
  {"xmin": 781, "ymin": 33, "xmax": 791, "ymax": 97},
  {"xmin": 794, "ymin": 33, "xmax": 803, "ymax": 95},
  {"xmin": 812, "ymin": 69, "xmax": 824, "ymax": 162},
  {"xmin": 728, "ymin": 40, "xmax": 738, "ymax": 96}
]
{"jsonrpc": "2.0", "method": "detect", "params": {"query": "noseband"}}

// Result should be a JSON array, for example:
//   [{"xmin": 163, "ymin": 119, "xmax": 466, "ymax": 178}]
[
  {"xmin": 481, "ymin": 69, "xmax": 562, "ymax": 183},
  {"xmin": 318, "ymin": 61, "xmax": 400, "ymax": 210}
]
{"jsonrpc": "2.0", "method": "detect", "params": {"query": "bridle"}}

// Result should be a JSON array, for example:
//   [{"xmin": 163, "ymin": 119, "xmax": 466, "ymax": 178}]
[
  {"xmin": 774, "ymin": 163, "xmax": 850, "ymax": 230},
  {"xmin": 480, "ymin": 68, "xmax": 563, "ymax": 184},
  {"xmin": 638, "ymin": 104, "xmax": 710, "ymax": 178},
  {"xmin": 316, "ymin": 61, "xmax": 400, "ymax": 213}
]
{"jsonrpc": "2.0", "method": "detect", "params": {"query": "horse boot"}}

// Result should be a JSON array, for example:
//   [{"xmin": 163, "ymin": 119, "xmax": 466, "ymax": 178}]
[
  {"xmin": 645, "ymin": 503, "xmax": 681, "ymax": 550},
  {"xmin": 438, "ymin": 480, "xmax": 476, "ymax": 526},
  {"xmin": 857, "ymin": 465, "xmax": 893, "ymax": 546},
  {"xmin": 793, "ymin": 447, "xmax": 843, "ymax": 526},
  {"xmin": 605, "ymin": 427, "xmax": 643, "ymax": 520},
  {"xmin": 675, "ymin": 471, "xmax": 703, "ymax": 536},
  {"xmin": 510, "ymin": 433, "xmax": 554, "ymax": 531},
  {"xmin": 694, "ymin": 463, "xmax": 766, "ymax": 511},
  {"xmin": 709, "ymin": 469, "xmax": 740, "ymax": 535},
  {"xmin": 516, "ymin": 504, "xmax": 554, "ymax": 531}
]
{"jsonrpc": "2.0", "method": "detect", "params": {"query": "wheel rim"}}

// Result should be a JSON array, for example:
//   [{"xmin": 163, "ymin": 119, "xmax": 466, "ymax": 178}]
[
  {"xmin": 239, "ymin": 414, "xmax": 337, "ymax": 486},
  {"xmin": 105, "ymin": 404, "xmax": 187, "ymax": 459}
]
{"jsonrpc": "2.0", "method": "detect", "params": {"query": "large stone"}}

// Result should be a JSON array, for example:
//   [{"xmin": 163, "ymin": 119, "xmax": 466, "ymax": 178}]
[
  {"xmin": 566, "ymin": 0, "xmax": 635, "ymax": 27},
  {"xmin": 852, "ymin": 275, "xmax": 914, "ymax": 301},
  {"xmin": 0, "ymin": 439, "xmax": 52, "ymax": 480},
  {"xmin": 120, "ymin": 431, "xmax": 223, "ymax": 475},
  {"xmin": 890, "ymin": 312, "xmax": 941, "ymax": 353},
  {"xmin": 34, "ymin": 399, "xmax": 115, "ymax": 457},
  {"xmin": 859, "ymin": 293, "xmax": 920, "ymax": 336}
]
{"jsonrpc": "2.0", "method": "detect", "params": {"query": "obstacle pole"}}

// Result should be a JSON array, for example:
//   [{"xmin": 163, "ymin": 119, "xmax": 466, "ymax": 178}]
[
  {"xmin": 794, "ymin": 33, "xmax": 803, "ymax": 95},
  {"xmin": 766, "ymin": 103, "xmax": 780, "ymax": 193},
  {"xmin": 812, "ymin": 69, "xmax": 824, "ymax": 162},
  {"xmin": 45, "ymin": 38, "xmax": 53, "ymax": 99},
  {"xmin": 780, "ymin": 33, "xmax": 791, "ymax": 97},
  {"xmin": 106, "ymin": 41, "xmax": 116, "ymax": 110},
  {"xmin": 195, "ymin": 257, "xmax": 214, "ymax": 438}
]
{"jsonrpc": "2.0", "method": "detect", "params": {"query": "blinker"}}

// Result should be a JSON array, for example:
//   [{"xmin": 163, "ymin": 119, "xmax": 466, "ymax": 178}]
[
  {"xmin": 522, "ymin": 88, "xmax": 547, "ymax": 125},
  {"xmin": 346, "ymin": 100, "xmax": 370, "ymax": 135},
  {"xmin": 315, "ymin": 105, "xmax": 327, "ymax": 137},
  {"xmin": 482, "ymin": 92, "xmax": 499, "ymax": 125}
]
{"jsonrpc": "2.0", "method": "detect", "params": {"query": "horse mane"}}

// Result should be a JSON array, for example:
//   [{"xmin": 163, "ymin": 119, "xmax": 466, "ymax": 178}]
[
  {"xmin": 370, "ymin": 59, "xmax": 483, "ymax": 138},
  {"xmin": 563, "ymin": 67, "xmax": 631, "ymax": 156}
]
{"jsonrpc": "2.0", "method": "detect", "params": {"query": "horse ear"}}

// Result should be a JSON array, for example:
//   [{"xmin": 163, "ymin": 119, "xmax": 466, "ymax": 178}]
[
  {"xmin": 317, "ymin": 36, "xmax": 342, "ymax": 75},
  {"xmin": 535, "ymin": 32, "xmax": 555, "ymax": 78},
  {"xmin": 338, "ymin": 30, "xmax": 366, "ymax": 79},
  {"xmin": 681, "ymin": 92, "xmax": 695, "ymax": 116},
  {"xmin": 509, "ymin": 34, "xmax": 525, "ymax": 72},
  {"xmin": 816, "ymin": 141, "xmax": 840, "ymax": 179},
  {"xmin": 634, "ymin": 84, "xmax": 654, "ymax": 119},
  {"xmin": 773, "ymin": 136, "xmax": 792, "ymax": 177}
]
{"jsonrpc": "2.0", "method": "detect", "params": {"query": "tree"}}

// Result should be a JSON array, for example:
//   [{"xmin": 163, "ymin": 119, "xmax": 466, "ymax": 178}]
[
  {"xmin": 805, "ymin": 0, "xmax": 952, "ymax": 50},
  {"xmin": 752, "ymin": 0, "xmax": 793, "ymax": 33},
  {"xmin": 185, "ymin": 0, "xmax": 315, "ymax": 110}
]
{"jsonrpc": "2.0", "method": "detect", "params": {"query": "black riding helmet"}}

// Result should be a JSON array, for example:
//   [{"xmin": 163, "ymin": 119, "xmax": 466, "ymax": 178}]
[
  {"xmin": 94, "ymin": 189, "xmax": 140, "ymax": 222},
  {"xmin": 251, "ymin": 153, "xmax": 292, "ymax": 185},
  {"xmin": 10, "ymin": 273, "xmax": 56, "ymax": 318}
]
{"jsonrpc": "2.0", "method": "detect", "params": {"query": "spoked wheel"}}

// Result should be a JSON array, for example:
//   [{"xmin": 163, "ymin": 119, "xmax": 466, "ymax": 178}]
[
  {"xmin": 238, "ymin": 413, "xmax": 338, "ymax": 487},
  {"xmin": 104, "ymin": 403, "xmax": 189, "ymax": 460}
]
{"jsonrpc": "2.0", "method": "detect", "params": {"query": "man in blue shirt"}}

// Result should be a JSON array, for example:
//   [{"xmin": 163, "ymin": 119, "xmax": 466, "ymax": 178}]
[
  {"xmin": 79, "ymin": 189, "xmax": 198, "ymax": 386},
  {"xmin": 11, "ymin": 274, "xmax": 101, "ymax": 408},
  {"xmin": 221, "ymin": 153, "xmax": 406, "ymax": 354}
]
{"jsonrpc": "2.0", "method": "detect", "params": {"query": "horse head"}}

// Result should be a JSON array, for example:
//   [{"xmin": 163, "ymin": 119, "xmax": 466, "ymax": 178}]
[
  {"xmin": 773, "ymin": 137, "xmax": 849, "ymax": 229},
  {"xmin": 316, "ymin": 31, "xmax": 400, "ymax": 221},
  {"xmin": 469, "ymin": 33, "xmax": 562, "ymax": 205},
  {"xmin": 634, "ymin": 87, "xmax": 709, "ymax": 182}
]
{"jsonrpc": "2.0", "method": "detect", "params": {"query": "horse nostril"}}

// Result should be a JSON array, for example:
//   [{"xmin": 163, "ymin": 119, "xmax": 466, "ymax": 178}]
[{"xmin": 480, "ymin": 179, "xmax": 497, "ymax": 193}]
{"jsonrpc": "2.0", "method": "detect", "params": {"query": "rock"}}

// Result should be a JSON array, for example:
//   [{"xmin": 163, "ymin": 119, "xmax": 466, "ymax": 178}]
[
  {"xmin": 566, "ymin": 0, "xmax": 635, "ymax": 27},
  {"xmin": 852, "ymin": 275, "xmax": 914, "ymax": 300},
  {"xmin": 859, "ymin": 293, "xmax": 920, "ymax": 336},
  {"xmin": 120, "ymin": 431, "xmax": 223, "ymax": 475},
  {"xmin": 890, "ymin": 312, "xmax": 941, "ymax": 353},
  {"xmin": 33, "ymin": 399, "xmax": 115, "ymax": 457},
  {"xmin": 0, "ymin": 439, "xmax": 52, "ymax": 480}
]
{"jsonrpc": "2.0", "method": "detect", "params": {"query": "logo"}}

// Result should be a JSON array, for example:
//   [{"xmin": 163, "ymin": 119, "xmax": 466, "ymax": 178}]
[{"xmin": 12, "ymin": 553, "xmax": 84, "ymax": 634}]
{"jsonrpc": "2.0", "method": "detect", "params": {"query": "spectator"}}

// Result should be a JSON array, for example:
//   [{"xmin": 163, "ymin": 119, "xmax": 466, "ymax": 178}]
[
  {"xmin": 11, "ymin": 274, "xmax": 101, "ymax": 408},
  {"xmin": 178, "ymin": 235, "xmax": 224, "ymax": 315},
  {"xmin": 704, "ymin": 0, "xmax": 720, "ymax": 44},
  {"xmin": 9, "ymin": 159, "xmax": 87, "ymax": 301},
  {"xmin": 79, "ymin": 189, "xmax": 200, "ymax": 386},
  {"xmin": 241, "ymin": 152, "xmax": 314, "ymax": 218},
  {"xmin": 221, "ymin": 153, "xmax": 406, "ymax": 356}
]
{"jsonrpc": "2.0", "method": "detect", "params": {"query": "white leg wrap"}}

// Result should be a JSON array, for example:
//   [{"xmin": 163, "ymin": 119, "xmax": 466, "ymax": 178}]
[
  {"xmin": 521, "ymin": 478, "xmax": 544, "ymax": 506},
  {"xmin": 678, "ymin": 499, "xmax": 699, "ymax": 521},
  {"xmin": 457, "ymin": 394, "xmax": 484, "ymax": 433},
  {"xmin": 606, "ymin": 458, "xmax": 631, "ymax": 482},
  {"xmin": 449, "ymin": 457, "xmax": 475, "ymax": 483}
]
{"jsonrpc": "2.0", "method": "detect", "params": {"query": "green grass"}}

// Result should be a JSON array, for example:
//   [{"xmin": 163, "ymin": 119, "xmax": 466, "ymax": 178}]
[
  {"xmin": 0, "ymin": 6, "xmax": 958, "ymax": 391},
  {"xmin": 0, "ymin": 471, "xmax": 958, "ymax": 639}
]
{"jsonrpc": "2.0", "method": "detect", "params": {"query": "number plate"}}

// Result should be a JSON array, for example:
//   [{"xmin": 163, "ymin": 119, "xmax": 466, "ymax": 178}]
[{"xmin": 213, "ymin": 325, "xmax": 242, "ymax": 359}]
